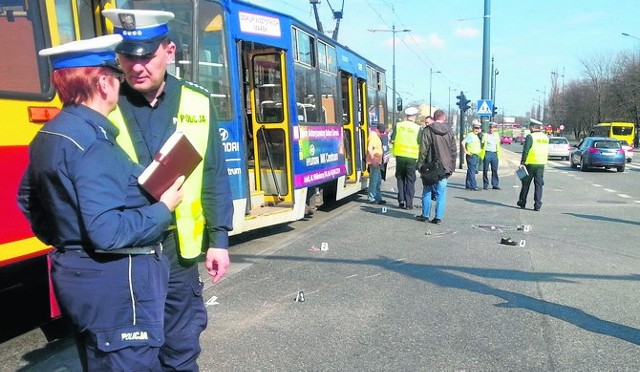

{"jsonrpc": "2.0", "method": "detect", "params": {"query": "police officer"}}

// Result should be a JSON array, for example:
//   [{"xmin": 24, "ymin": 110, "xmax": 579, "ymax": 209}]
[
  {"xmin": 102, "ymin": 9, "xmax": 234, "ymax": 370},
  {"xmin": 17, "ymin": 35, "xmax": 185, "ymax": 370},
  {"xmin": 461, "ymin": 121, "xmax": 482, "ymax": 190},
  {"xmin": 517, "ymin": 120, "xmax": 549, "ymax": 211},
  {"xmin": 391, "ymin": 106, "xmax": 421, "ymax": 209},
  {"xmin": 480, "ymin": 122, "xmax": 501, "ymax": 190}
]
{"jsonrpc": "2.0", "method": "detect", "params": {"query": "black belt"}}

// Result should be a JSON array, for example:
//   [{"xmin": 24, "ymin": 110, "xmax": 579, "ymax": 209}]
[{"xmin": 94, "ymin": 244, "xmax": 162, "ymax": 255}]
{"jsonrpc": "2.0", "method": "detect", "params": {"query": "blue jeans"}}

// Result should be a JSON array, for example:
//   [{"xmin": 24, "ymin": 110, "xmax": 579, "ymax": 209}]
[
  {"xmin": 482, "ymin": 151, "xmax": 499, "ymax": 188},
  {"xmin": 368, "ymin": 164, "xmax": 382, "ymax": 202},
  {"xmin": 420, "ymin": 177, "xmax": 448, "ymax": 219},
  {"xmin": 465, "ymin": 154, "xmax": 479, "ymax": 189}
]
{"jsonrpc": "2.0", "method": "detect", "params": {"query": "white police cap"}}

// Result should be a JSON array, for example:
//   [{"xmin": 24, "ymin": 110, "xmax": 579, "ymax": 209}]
[
  {"xmin": 102, "ymin": 9, "xmax": 175, "ymax": 56},
  {"xmin": 404, "ymin": 106, "xmax": 418, "ymax": 116},
  {"xmin": 38, "ymin": 34, "xmax": 123, "ymax": 70}
]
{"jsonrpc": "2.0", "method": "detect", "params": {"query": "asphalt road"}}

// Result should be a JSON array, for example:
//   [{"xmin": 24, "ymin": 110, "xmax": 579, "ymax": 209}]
[{"xmin": 4, "ymin": 147, "xmax": 640, "ymax": 371}]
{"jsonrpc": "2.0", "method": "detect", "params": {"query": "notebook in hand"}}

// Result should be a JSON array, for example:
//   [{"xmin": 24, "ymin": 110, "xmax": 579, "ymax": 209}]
[
  {"xmin": 138, "ymin": 131, "xmax": 203, "ymax": 200},
  {"xmin": 515, "ymin": 165, "xmax": 529, "ymax": 180}
]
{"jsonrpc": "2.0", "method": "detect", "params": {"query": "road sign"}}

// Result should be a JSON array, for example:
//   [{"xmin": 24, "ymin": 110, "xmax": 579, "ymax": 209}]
[
  {"xmin": 477, "ymin": 99, "xmax": 493, "ymax": 117},
  {"xmin": 559, "ymin": 124, "xmax": 565, "ymax": 130}
]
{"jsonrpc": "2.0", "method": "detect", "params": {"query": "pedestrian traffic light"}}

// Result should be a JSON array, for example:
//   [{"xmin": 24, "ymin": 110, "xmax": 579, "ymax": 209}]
[
  {"xmin": 396, "ymin": 97, "xmax": 403, "ymax": 112},
  {"xmin": 456, "ymin": 91, "xmax": 471, "ymax": 112},
  {"xmin": 492, "ymin": 105, "xmax": 498, "ymax": 117}
]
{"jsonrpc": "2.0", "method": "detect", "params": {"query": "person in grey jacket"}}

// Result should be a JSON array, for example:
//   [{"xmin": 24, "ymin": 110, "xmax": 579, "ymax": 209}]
[{"xmin": 416, "ymin": 110, "xmax": 457, "ymax": 224}]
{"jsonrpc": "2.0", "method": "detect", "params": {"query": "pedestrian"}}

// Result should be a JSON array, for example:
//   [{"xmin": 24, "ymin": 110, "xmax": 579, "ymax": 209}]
[
  {"xmin": 517, "ymin": 120, "xmax": 549, "ymax": 211},
  {"xmin": 102, "ymin": 9, "xmax": 234, "ymax": 370},
  {"xmin": 17, "ymin": 35, "xmax": 185, "ymax": 371},
  {"xmin": 416, "ymin": 110, "xmax": 457, "ymax": 224},
  {"xmin": 391, "ymin": 106, "xmax": 421, "ymax": 209},
  {"xmin": 480, "ymin": 122, "xmax": 501, "ymax": 190},
  {"xmin": 366, "ymin": 122, "xmax": 388, "ymax": 204},
  {"xmin": 461, "ymin": 120, "xmax": 482, "ymax": 190}
]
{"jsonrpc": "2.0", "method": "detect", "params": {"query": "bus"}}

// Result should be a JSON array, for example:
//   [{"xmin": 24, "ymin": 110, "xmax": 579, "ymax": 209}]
[
  {"xmin": 0, "ymin": 0, "xmax": 388, "ymax": 341},
  {"xmin": 590, "ymin": 122, "xmax": 636, "ymax": 147}
]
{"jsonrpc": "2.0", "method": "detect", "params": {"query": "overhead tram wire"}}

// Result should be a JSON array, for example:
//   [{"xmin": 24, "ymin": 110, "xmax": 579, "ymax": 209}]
[{"xmin": 366, "ymin": 0, "xmax": 462, "ymax": 104}]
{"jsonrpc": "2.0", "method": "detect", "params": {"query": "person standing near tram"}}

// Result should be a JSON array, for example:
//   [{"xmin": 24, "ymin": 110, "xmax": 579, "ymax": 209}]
[
  {"xmin": 102, "ymin": 9, "xmax": 233, "ymax": 370},
  {"xmin": 480, "ymin": 122, "xmax": 501, "ymax": 190},
  {"xmin": 17, "ymin": 35, "xmax": 185, "ymax": 370},
  {"xmin": 391, "ymin": 106, "xmax": 421, "ymax": 209},
  {"xmin": 461, "ymin": 120, "xmax": 482, "ymax": 191}
]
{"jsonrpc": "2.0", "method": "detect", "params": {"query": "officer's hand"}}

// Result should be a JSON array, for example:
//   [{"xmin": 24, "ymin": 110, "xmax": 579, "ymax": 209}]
[
  {"xmin": 205, "ymin": 247, "xmax": 230, "ymax": 284},
  {"xmin": 160, "ymin": 176, "xmax": 185, "ymax": 212}
]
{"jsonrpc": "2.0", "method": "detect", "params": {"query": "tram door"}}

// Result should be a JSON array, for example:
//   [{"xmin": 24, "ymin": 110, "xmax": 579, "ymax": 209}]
[
  {"xmin": 356, "ymin": 78, "xmax": 369, "ymax": 176},
  {"xmin": 245, "ymin": 48, "xmax": 293, "ymax": 206},
  {"xmin": 340, "ymin": 71, "xmax": 368, "ymax": 181}
]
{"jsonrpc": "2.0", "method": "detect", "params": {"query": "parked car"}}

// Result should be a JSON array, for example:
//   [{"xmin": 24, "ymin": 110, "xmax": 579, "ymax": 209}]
[
  {"xmin": 513, "ymin": 135, "xmax": 524, "ymax": 144},
  {"xmin": 617, "ymin": 140, "xmax": 634, "ymax": 162},
  {"xmin": 500, "ymin": 136, "xmax": 512, "ymax": 145},
  {"xmin": 547, "ymin": 136, "xmax": 571, "ymax": 160},
  {"xmin": 569, "ymin": 137, "xmax": 625, "ymax": 172}
]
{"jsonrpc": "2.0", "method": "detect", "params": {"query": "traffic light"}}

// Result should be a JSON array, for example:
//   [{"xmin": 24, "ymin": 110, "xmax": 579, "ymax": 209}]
[
  {"xmin": 456, "ymin": 91, "xmax": 471, "ymax": 112},
  {"xmin": 396, "ymin": 97, "xmax": 403, "ymax": 112},
  {"xmin": 492, "ymin": 105, "xmax": 498, "ymax": 117}
]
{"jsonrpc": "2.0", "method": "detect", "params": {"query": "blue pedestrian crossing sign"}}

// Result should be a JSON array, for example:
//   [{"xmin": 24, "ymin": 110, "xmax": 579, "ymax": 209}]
[{"xmin": 477, "ymin": 99, "xmax": 493, "ymax": 117}]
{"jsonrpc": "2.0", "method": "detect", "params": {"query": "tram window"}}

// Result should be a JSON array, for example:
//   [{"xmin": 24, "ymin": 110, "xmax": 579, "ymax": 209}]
[
  {"xmin": 198, "ymin": 3, "xmax": 232, "ymax": 120},
  {"xmin": 293, "ymin": 63, "xmax": 319, "ymax": 123},
  {"xmin": 253, "ymin": 54, "xmax": 283, "ymax": 123},
  {"xmin": 293, "ymin": 27, "xmax": 315, "ymax": 67},
  {"xmin": 340, "ymin": 73, "xmax": 351, "ymax": 125},
  {"xmin": 0, "ymin": 1, "xmax": 48, "ymax": 95},
  {"xmin": 54, "ymin": 0, "xmax": 75, "ymax": 43},
  {"xmin": 76, "ymin": 0, "xmax": 96, "ymax": 40}
]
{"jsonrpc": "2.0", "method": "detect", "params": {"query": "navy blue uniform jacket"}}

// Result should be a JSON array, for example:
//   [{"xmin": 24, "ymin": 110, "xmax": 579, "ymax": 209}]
[{"xmin": 17, "ymin": 104, "xmax": 172, "ymax": 250}]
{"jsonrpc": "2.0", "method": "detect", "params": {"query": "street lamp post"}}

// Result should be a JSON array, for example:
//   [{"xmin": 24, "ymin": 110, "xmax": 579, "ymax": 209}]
[
  {"xmin": 368, "ymin": 25, "xmax": 411, "ymax": 125},
  {"xmin": 536, "ymin": 88, "xmax": 545, "ymax": 121},
  {"xmin": 622, "ymin": 32, "xmax": 640, "ymax": 41},
  {"xmin": 429, "ymin": 67, "xmax": 441, "ymax": 115}
]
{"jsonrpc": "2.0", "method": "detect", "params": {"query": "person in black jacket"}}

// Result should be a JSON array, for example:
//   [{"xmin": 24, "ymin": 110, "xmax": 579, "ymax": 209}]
[{"xmin": 416, "ymin": 110, "xmax": 457, "ymax": 224}]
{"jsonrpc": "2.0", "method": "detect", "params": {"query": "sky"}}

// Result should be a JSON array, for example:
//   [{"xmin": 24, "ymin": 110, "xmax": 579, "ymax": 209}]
[{"xmin": 245, "ymin": 0, "xmax": 640, "ymax": 118}]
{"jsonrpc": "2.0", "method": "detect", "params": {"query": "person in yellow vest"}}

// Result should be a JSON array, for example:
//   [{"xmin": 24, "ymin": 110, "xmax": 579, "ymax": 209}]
[
  {"xmin": 480, "ymin": 122, "xmax": 501, "ymax": 190},
  {"xmin": 103, "ymin": 9, "xmax": 233, "ymax": 370},
  {"xmin": 517, "ymin": 120, "xmax": 549, "ymax": 211},
  {"xmin": 461, "ymin": 120, "xmax": 482, "ymax": 190},
  {"xmin": 391, "ymin": 106, "xmax": 421, "ymax": 209}
]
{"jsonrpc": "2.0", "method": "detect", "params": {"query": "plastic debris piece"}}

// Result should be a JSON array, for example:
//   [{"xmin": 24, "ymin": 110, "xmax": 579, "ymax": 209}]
[
  {"xmin": 500, "ymin": 237, "xmax": 518, "ymax": 246},
  {"xmin": 490, "ymin": 225, "xmax": 496, "ymax": 230},
  {"xmin": 519, "ymin": 240, "xmax": 526, "ymax": 247},
  {"xmin": 309, "ymin": 245, "xmax": 320, "ymax": 251},
  {"xmin": 381, "ymin": 207, "xmax": 387, "ymax": 213},
  {"xmin": 320, "ymin": 242, "xmax": 329, "ymax": 251},
  {"xmin": 426, "ymin": 229, "xmax": 432, "ymax": 235},
  {"xmin": 205, "ymin": 296, "xmax": 219, "ymax": 306},
  {"xmin": 295, "ymin": 291, "xmax": 305, "ymax": 302}
]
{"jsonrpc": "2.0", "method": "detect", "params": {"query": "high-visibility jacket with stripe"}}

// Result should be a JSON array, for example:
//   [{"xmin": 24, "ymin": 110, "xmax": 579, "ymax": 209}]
[
  {"xmin": 525, "ymin": 132, "xmax": 549, "ymax": 165},
  {"xmin": 465, "ymin": 131, "xmax": 482, "ymax": 155},
  {"xmin": 392, "ymin": 120, "xmax": 420, "ymax": 159},
  {"xmin": 110, "ymin": 85, "xmax": 209, "ymax": 259}
]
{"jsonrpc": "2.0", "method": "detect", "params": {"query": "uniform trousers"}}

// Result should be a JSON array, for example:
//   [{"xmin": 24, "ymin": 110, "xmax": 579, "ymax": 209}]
[
  {"xmin": 395, "ymin": 156, "xmax": 417, "ymax": 208},
  {"xmin": 482, "ymin": 151, "xmax": 500, "ymax": 188},
  {"xmin": 159, "ymin": 230, "xmax": 208, "ymax": 372},
  {"xmin": 518, "ymin": 164, "xmax": 545, "ymax": 210},
  {"xmin": 465, "ymin": 154, "xmax": 480, "ymax": 189},
  {"xmin": 50, "ymin": 249, "xmax": 169, "ymax": 371}
]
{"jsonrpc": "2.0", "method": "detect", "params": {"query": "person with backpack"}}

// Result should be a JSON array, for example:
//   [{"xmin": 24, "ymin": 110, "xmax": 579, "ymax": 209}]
[{"xmin": 416, "ymin": 110, "xmax": 457, "ymax": 224}]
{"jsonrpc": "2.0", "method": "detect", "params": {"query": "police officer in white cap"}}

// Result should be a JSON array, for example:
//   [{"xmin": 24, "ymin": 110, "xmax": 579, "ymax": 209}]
[
  {"xmin": 18, "ymin": 34, "xmax": 185, "ymax": 371},
  {"xmin": 391, "ymin": 106, "xmax": 421, "ymax": 209},
  {"xmin": 103, "ymin": 8, "xmax": 234, "ymax": 370}
]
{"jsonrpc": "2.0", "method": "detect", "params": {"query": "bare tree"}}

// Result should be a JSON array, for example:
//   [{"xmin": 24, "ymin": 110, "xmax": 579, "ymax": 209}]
[{"xmin": 581, "ymin": 54, "xmax": 612, "ymax": 122}]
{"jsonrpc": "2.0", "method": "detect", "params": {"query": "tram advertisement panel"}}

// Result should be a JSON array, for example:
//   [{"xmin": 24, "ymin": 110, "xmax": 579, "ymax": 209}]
[{"xmin": 294, "ymin": 125, "xmax": 346, "ymax": 187}]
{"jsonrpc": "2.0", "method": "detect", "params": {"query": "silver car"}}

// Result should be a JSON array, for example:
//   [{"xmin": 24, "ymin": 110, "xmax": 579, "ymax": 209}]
[{"xmin": 548, "ymin": 136, "xmax": 571, "ymax": 160}]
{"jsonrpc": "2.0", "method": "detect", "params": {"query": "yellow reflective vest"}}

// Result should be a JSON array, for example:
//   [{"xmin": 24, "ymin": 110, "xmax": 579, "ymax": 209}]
[
  {"xmin": 392, "ymin": 120, "xmax": 420, "ymax": 159},
  {"xmin": 110, "ymin": 86, "xmax": 210, "ymax": 259},
  {"xmin": 465, "ymin": 131, "xmax": 481, "ymax": 155},
  {"xmin": 525, "ymin": 132, "xmax": 549, "ymax": 165}
]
